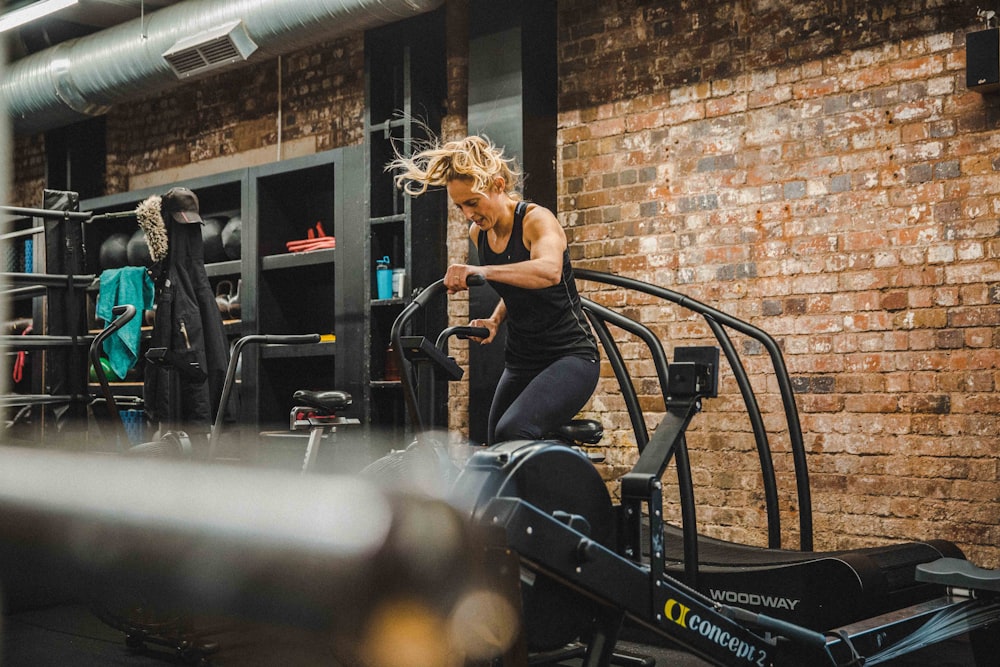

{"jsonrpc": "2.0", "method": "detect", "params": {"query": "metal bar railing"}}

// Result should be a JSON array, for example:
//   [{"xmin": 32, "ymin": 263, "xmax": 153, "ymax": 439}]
[{"xmin": 576, "ymin": 268, "xmax": 813, "ymax": 551}]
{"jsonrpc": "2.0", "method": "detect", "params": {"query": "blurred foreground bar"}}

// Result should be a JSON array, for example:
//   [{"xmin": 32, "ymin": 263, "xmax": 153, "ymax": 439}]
[{"xmin": 0, "ymin": 447, "xmax": 523, "ymax": 665}]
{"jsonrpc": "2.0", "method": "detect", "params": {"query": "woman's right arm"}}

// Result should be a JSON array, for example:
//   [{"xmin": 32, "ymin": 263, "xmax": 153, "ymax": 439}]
[{"xmin": 461, "ymin": 222, "xmax": 502, "ymax": 344}]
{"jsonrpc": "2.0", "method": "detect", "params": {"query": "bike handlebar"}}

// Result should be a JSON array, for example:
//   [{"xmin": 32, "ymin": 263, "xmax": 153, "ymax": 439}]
[
  {"xmin": 391, "ymin": 273, "xmax": 488, "ymax": 433},
  {"xmin": 90, "ymin": 304, "xmax": 138, "ymax": 426},
  {"xmin": 260, "ymin": 334, "xmax": 322, "ymax": 345},
  {"xmin": 208, "ymin": 333, "xmax": 322, "ymax": 460},
  {"xmin": 450, "ymin": 326, "xmax": 490, "ymax": 340}
]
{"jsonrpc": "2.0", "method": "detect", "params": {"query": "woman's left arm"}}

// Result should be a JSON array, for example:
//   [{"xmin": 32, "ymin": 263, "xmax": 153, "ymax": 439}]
[{"xmin": 481, "ymin": 206, "xmax": 565, "ymax": 289}]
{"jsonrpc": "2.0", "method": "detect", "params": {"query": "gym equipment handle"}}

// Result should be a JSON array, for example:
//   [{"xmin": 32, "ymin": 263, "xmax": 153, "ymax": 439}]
[
  {"xmin": 434, "ymin": 325, "xmax": 491, "ymax": 357},
  {"xmin": 261, "ymin": 334, "xmax": 321, "ymax": 345},
  {"xmin": 450, "ymin": 326, "xmax": 490, "ymax": 340},
  {"xmin": 208, "ymin": 333, "xmax": 321, "ymax": 460},
  {"xmin": 90, "ymin": 304, "xmax": 138, "ymax": 426},
  {"xmin": 393, "ymin": 273, "xmax": 487, "ymax": 431}
]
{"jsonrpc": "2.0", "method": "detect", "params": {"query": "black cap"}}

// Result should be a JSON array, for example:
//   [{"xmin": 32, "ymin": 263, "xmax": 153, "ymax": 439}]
[{"xmin": 161, "ymin": 187, "xmax": 203, "ymax": 224}]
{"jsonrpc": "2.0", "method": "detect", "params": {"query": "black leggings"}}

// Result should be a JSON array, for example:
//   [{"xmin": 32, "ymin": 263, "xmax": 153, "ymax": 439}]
[{"xmin": 488, "ymin": 355, "xmax": 599, "ymax": 446}]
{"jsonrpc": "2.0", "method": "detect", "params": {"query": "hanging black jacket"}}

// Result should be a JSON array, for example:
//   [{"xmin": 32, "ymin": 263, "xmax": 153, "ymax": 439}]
[{"xmin": 144, "ymin": 217, "xmax": 229, "ymax": 437}]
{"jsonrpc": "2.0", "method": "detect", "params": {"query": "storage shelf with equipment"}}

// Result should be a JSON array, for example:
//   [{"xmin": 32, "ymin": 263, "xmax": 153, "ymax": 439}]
[
  {"xmin": 82, "ymin": 169, "xmax": 247, "ymax": 340},
  {"xmin": 363, "ymin": 13, "xmax": 447, "ymax": 448},
  {"xmin": 77, "ymin": 148, "xmax": 367, "ymax": 461},
  {"xmin": 249, "ymin": 147, "xmax": 365, "ymax": 431},
  {"xmin": 83, "ymin": 173, "xmax": 245, "ymax": 280}
]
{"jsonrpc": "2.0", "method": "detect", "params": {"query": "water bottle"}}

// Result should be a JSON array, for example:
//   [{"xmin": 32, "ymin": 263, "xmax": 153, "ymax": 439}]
[{"xmin": 376, "ymin": 256, "xmax": 393, "ymax": 300}]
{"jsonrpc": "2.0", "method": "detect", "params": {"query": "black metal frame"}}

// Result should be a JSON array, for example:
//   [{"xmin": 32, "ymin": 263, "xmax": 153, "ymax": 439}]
[
  {"xmin": 1, "ymin": 201, "xmax": 104, "ymax": 432},
  {"xmin": 390, "ymin": 279, "xmax": 435, "ymax": 433},
  {"xmin": 575, "ymin": 268, "xmax": 804, "ymax": 552}
]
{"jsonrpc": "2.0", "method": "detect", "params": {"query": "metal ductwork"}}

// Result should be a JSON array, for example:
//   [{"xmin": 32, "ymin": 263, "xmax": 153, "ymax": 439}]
[{"xmin": 2, "ymin": 0, "xmax": 444, "ymax": 136}]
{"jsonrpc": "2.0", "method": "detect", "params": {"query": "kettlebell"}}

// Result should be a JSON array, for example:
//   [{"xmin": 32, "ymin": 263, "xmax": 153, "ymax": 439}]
[
  {"xmin": 222, "ymin": 216, "xmax": 242, "ymax": 260},
  {"xmin": 99, "ymin": 233, "xmax": 130, "ymax": 270},
  {"xmin": 228, "ymin": 279, "xmax": 242, "ymax": 320},
  {"xmin": 214, "ymin": 279, "xmax": 242, "ymax": 321},
  {"xmin": 216, "ymin": 280, "xmax": 233, "ymax": 319},
  {"xmin": 201, "ymin": 217, "xmax": 226, "ymax": 264},
  {"xmin": 126, "ymin": 229, "xmax": 152, "ymax": 267}
]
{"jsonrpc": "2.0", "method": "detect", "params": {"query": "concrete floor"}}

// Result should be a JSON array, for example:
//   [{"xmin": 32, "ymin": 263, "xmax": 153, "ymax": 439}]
[{"xmin": 1, "ymin": 602, "xmax": 980, "ymax": 666}]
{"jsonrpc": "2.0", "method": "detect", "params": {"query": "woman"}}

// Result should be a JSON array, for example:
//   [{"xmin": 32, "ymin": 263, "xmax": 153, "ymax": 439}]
[{"xmin": 391, "ymin": 135, "xmax": 598, "ymax": 445}]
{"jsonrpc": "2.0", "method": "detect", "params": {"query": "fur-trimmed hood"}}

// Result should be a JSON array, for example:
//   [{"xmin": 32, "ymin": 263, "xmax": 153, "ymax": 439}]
[{"xmin": 135, "ymin": 194, "xmax": 169, "ymax": 263}]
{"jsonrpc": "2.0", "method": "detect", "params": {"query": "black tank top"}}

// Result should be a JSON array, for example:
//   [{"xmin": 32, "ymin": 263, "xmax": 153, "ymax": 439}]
[{"xmin": 478, "ymin": 201, "xmax": 597, "ymax": 370}]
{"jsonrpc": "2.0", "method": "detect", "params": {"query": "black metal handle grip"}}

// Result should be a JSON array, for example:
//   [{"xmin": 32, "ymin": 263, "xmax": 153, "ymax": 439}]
[
  {"xmin": 262, "ymin": 334, "xmax": 322, "ymax": 345},
  {"xmin": 451, "ymin": 326, "xmax": 489, "ymax": 339},
  {"xmin": 110, "ymin": 304, "xmax": 135, "ymax": 318}
]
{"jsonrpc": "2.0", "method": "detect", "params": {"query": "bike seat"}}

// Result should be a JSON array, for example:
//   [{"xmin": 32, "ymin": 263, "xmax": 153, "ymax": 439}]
[
  {"xmin": 291, "ymin": 389, "xmax": 352, "ymax": 413},
  {"xmin": 548, "ymin": 419, "xmax": 603, "ymax": 445}
]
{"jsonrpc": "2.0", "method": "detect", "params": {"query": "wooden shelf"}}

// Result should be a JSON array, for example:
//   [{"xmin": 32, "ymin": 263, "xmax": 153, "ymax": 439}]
[{"xmin": 88, "ymin": 382, "xmax": 143, "ymax": 398}]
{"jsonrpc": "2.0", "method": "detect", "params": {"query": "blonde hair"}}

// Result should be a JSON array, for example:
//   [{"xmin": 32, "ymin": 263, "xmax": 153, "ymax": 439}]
[{"xmin": 389, "ymin": 135, "xmax": 523, "ymax": 198}]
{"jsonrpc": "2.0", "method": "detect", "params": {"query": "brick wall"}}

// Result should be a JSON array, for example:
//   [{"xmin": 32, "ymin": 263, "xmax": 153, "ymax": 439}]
[
  {"xmin": 557, "ymin": 0, "xmax": 1000, "ymax": 566},
  {"xmin": 11, "ymin": 134, "xmax": 46, "ymax": 207},
  {"xmin": 8, "ymin": 34, "xmax": 364, "ymax": 206},
  {"xmin": 104, "ymin": 34, "xmax": 365, "ymax": 195}
]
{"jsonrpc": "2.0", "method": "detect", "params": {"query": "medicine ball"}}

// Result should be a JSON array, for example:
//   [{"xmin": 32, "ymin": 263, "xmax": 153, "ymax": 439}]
[
  {"xmin": 221, "ymin": 216, "xmax": 241, "ymax": 260},
  {"xmin": 126, "ymin": 229, "xmax": 152, "ymax": 267},
  {"xmin": 99, "ymin": 233, "xmax": 130, "ymax": 270},
  {"xmin": 89, "ymin": 356, "xmax": 118, "ymax": 382},
  {"xmin": 201, "ymin": 217, "xmax": 226, "ymax": 264}
]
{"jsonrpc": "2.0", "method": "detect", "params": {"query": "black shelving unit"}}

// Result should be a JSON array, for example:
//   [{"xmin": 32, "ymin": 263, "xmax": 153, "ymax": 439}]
[
  {"xmin": 364, "ymin": 11, "xmax": 447, "ymax": 449},
  {"xmin": 81, "ymin": 147, "xmax": 367, "ymax": 442},
  {"xmin": 248, "ymin": 147, "xmax": 365, "ymax": 432}
]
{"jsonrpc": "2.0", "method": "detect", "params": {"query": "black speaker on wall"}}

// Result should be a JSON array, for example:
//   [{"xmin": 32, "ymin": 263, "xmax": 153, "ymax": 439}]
[{"xmin": 967, "ymin": 27, "xmax": 1000, "ymax": 93}]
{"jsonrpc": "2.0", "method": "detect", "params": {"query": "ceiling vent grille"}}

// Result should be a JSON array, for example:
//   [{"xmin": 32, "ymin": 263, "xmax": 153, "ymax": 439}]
[{"xmin": 163, "ymin": 20, "xmax": 258, "ymax": 79}]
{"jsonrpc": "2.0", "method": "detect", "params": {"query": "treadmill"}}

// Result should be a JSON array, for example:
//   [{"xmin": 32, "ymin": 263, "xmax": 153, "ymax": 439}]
[{"xmin": 571, "ymin": 269, "xmax": 962, "ymax": 613}]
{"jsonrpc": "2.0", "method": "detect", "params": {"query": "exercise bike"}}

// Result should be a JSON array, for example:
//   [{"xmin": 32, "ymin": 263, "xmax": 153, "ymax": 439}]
[
  {"xmin": 385, "ymin": 275, "xmax": 656, "ymax": 665},
  {"xmin": 360, "ymin": 287, "xmax": 490, "ymax": 491},
  {"xmin": 89, "ymin": 318, "xmax": 340, "ymax": 664},
  {"xmin": 392, "ymin": 271, "xmax": 1000, "ymax": 666},
  {"xmin": 382, "ymin": 275, "xmax": 606, "ymax": 485}
]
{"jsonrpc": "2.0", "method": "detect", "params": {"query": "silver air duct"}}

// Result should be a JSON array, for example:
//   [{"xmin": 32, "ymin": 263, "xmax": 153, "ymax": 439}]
[{"xmin": 2, "ymin": 0, "xmax": 443, "ymax": 136}]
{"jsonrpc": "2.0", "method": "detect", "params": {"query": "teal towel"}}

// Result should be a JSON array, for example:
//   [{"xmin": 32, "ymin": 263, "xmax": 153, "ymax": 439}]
[{"xmin": 97, "ymin": 267, "xmax": 154, "ymax": 380}]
